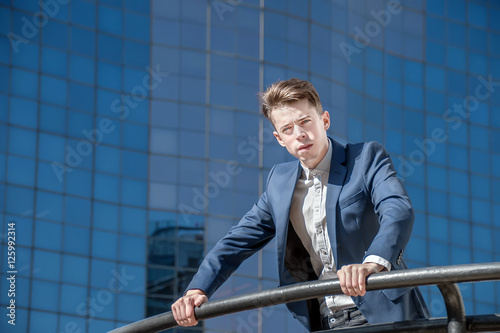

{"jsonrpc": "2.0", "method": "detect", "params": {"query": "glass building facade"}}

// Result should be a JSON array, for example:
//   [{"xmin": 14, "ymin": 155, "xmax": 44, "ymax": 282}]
[{"xmin": 0, "ymin": 1, "xmax": 499, "ymax": 332}]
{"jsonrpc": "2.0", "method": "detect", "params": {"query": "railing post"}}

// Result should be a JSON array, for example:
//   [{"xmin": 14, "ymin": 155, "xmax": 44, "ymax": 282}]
[{"xmin": 437, "ymin": 283, "xmax": 466, "ymax": 333}]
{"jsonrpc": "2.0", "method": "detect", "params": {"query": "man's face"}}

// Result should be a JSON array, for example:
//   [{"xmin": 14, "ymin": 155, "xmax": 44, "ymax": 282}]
[{"xmin": 272, "ymin": 99, "xmax": 330, "ymax": 169}]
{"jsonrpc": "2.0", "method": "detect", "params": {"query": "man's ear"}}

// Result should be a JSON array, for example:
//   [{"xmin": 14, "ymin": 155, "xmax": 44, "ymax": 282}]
[
  {"xmin": 273, "ymin": 131, "xmax": 286, "ymax": 147},
  {"xmin": 322, "ymin": 111, "xmax": 331, "ymax": 130}
]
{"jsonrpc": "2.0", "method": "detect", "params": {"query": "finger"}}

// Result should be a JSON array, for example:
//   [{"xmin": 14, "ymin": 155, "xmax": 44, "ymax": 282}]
[
  {"xmin": 194, "ymin": 295, "xmax": 207, "ymax": 307},
  {"xmin": 358, "ymin": 269, "xmax": 366, "ymax": 296},
  {"xmin": 338, "ymin": 268, "xmax": 348, "ymax": 295},
  {"xmin": 351, "ymin": 267, "xmax": 359, "ymax": 296},
  {"xmin": 344, "ymin": 267, "xmax": 354, "ymax": 296}
]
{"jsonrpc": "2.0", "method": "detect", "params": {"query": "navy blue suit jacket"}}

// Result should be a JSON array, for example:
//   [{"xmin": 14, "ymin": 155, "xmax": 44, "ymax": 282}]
[{"xmin": 186, "ymin": 139, "xmax": 429, "ymax": 331}]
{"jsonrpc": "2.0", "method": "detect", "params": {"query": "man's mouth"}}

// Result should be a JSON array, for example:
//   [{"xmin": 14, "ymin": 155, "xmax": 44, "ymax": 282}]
[{"xmin": 298, "ymin": 144, "xmax": 313, "ymax": 152}]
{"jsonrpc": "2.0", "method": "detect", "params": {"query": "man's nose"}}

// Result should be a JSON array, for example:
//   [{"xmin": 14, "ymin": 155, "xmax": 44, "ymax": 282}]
[{"xmin": 295, "ymin": 126, "xmax": 306, "ymax": 139}]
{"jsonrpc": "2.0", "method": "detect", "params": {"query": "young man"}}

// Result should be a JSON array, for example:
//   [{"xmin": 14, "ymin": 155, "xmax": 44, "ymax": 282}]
[{"xmin": 172, "ymin": 78, "xmax": 429, "ymax": 331}]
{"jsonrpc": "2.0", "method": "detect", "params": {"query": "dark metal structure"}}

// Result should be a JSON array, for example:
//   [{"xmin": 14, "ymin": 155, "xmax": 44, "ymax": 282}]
[{"xmin": 109, "ymin": 262, "xmax": 500, "ymax": 333}]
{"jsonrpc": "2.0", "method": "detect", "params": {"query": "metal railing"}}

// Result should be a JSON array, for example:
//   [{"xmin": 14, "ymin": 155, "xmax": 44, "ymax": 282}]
[{"xmin": 109, "ymin": 262, "xmax": 500, "ymax": 333}]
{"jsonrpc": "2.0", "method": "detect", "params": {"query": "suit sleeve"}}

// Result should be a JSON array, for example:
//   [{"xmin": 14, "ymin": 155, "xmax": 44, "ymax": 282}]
[
  {"xmin": 185, "ymin": 167, "xmax": 277, "ymax": 298},
  {"xmin": 362, "ymin": 142, "xmax": 414, "ymax": 269}
]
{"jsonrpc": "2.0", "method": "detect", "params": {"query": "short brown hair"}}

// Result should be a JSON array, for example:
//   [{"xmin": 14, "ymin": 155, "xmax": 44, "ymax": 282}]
[{"xmin": 261, "ymin": 78, "xmax": 324, "ymax": 121}]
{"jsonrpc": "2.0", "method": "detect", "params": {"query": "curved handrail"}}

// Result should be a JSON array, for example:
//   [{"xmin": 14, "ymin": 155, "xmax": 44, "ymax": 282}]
[{"xmin": 109, "ymin": 262, "xmax": 500, "ymax": 333}]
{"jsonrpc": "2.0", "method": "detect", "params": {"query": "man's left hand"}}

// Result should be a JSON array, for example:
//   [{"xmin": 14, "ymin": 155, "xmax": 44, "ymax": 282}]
[{"xmin": 337, "ymin": 263, "xmax": 385, "ymax": 297}]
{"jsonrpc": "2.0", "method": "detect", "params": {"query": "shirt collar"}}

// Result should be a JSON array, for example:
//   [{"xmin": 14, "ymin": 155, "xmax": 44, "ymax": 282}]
[{"xmin": 301, "ymin": 140, "xmax": 332, "ymax": 180}]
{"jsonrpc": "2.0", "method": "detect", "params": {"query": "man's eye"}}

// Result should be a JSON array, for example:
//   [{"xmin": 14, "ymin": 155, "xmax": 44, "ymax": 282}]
[
  {"xmin": 282, "ymin": 126, "xmax": 291, "ymax": 133},
  {"xmin": 302, "ymin": 119, "xmax": 310, "ymax": 124}
]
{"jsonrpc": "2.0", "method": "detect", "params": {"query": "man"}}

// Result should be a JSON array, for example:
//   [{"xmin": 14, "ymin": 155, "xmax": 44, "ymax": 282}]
[{"xmin": 172, "ymin": 78, "xmax": 429, "ymax": 331}]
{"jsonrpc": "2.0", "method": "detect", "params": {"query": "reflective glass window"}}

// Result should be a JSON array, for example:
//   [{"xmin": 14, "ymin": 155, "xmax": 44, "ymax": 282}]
[
  {"xmin": 6, "ymin": 185, "xmax": 34, "ymax": 215},
  {"xmin": 95, "ymin": 145, "xmax": 120, "ymax": 174},
  {"xmin": 150, "ymin": 128, "xmax": 177, "ymax": 155},
  {"xmin": 472, "ymin": 198, "xmax": 490, "ymax": 225},
  {"xmin": 33, "ymin": 249, "xmax": 61, "ymax": 281},
  {"xmin": 41, "ymin": 74, "xmax": 67, "ymax": 106},
  {"xmin": 93, "ymin": 201, "xmax": 119, "ymax": 232},
  {"xmin": 473, "ymin": 225, "xmax": 492, "ymax": 251},
  {"xmin": 66, "ymin": 168, "xmax": 92, "ymax": 198},
  {"xmin": 7, "ymin": 155, "xmax": 35, "ymax": 187},
  {"xmin": 181, "ymin": 22, "xmax": 205, "ymax": 50},
  {"xmin": 9, "ymin": 126, "xmax": 36, "ymax": 157},
  {"xmin": 117, "ymin": 293, "xmax": 145, "ymax": 322},
  {"xmin": 42, "ymin": 20, "xmax": 68, "ymax": 50},
  {"xmin": 119, "ymin": 235, "xmax": 145, "ymax": 264},
  {"xmin": 94, "ymin": 173, "xmax": 120, "ymax": 203},
  {"xmin": 426, "ymin": 41, "xmax": 445, "ymax": 65},
  {"xmin": 11, "ymin": 68, "xmax": 38, "ymax": 99},
  {"xmin": 89, "ymin": 287, "xmax": 115, "ymax": 319},
  {"xmin": 120, "ymin": 206, "xmax": 146, "ymax": 235},
  {"xmin": 98, "ymin": 5, "xmax": 122, "ymax": 35},
  {"xmin": 11, "ymin": 42, "xmax": 39, "ymax": 71},
  {"xmin": 125, "ymin": 12, "xmax": 150, "ymax": 41},
  {"xmin": 60, "ymin": 284, "xmax": 88, "ymax": 314},
  {"xmin": 38, "ymin": 133, "xmax": 65, "ymax": 162},
  {"xmin": 36, "ymin": 191, "xmax": 63, "ymax": 222},
  {"xmin": 92, "ymin": 229, "xmax": 118, "ymax": 260},
  {"xmin": 10, "ymin": 215, "xmax": 32, "ymax": 247},
  {"xmin": 65, "ymin": 196, "xmax": 91, "ymax": 226},
  {"xmin": 121, "ymin": 178, "xmax": 147, "ymax": 207},
  {"xmin": 34, "ymin": 220, "xmax": 62, "ymax": 251},
  {"xmin": 39, "ymin": 104, "xmax": 66, "ymax": 135},
  {"xmin": 31, "ymin": 281, "xmax": 60, "ymax": 310},
  {"xmin": 152, "ymin": 18, "xmax": 180, "ymax": 46},
  {"xmin": 63, "ymin": 225, "xmax": 90, "ymax": 255},
  {"xmin": 97, "ymin": 61, "xmax": 122, "ymax": 91},
  {"xmin": 71, "ymin": 0, "xmax": 96, "ymax": 28},
  {"xmin": 429, "ymin": 241, "xmax": 449, "ymax": 266},
  {"xmin": 69, "ymin": 54, "xmax": 95, "ymax": 84},
  {"xmin": 97, "ymin": 33, "xmax": 123, "ymax": 63},
  {"xmin": 470, "ymin": 149, "xmax": 490, "ymax": 175},
  {"xmin": 148, "ymin": 182, "xmax": 176, "ymax": 210},
  {"xmin": 425, "ymin": 65, "xmax": 445, "ymax": 91},
  {"xmin": 90, "ymin": 259, "xmax": 117, "ymax": 289},
  {"xmin": 447, "ymin": 22, "xmax": 466, "ymax": 47},
  {"xmin": 468, "ymin": 28, "xmax": 487, "ymax": 53},
  {"xmin": 123, "ymin": 40, "xmax": 149, "ymax": 68},
  {"xmin": 62, "ymin": 254, "xmax": 89, "ymax": 285},
  {"xmin": 122, "ymin": 123, "xmax": 148, "ymax": 151},
  {"xmin": 88, "ymin": 320, "xmax": 114, "ymax": 332}
]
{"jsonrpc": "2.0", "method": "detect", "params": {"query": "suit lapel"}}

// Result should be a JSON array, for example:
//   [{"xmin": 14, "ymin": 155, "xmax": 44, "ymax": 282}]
[{"xmin": 326, "ymin": 139, "xmax": 348, "ymax": 269}]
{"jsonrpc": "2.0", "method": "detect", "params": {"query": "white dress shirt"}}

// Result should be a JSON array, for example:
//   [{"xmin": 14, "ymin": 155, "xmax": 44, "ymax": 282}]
[{"xmin": 289, "ymin": 141, "xmax": 391, "ymax": 316}]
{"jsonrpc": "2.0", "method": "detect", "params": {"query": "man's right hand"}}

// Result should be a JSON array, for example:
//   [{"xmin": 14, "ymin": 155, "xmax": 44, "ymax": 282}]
[{"xmin": 171, "ymin": 289, "xmax": 208, "ymax": 327}]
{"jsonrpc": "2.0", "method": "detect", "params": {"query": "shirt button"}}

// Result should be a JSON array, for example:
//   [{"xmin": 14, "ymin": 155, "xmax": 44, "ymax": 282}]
[
  {"xmin": 320, "ymin": 249, "xmax": 327, "ymax": 255},
  {"xmin": 316, "ymin": 189, "xmax": 320, "ymax": 193},
  {"xmin": 316, "ymin": 228, "xmax": 322, "ymax": 234}
]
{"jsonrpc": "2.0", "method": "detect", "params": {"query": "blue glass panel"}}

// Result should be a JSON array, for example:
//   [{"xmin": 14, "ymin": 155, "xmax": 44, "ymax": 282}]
[
  {"xmin": 92, "ymin": 229, "xmax": 117, "ymax": 260},
  {"xmin": 180, "ymin": 77, "xmax": 205, "ymax": 104},
  {"xmin": 446, "ymin": 46, "xmax": 466, "ymax": 71},
  {"xmin": 68, "ymin": 82, "xmax": 94, "ymax": 113},
  {"xmin": 450, "ymin": 220, "xmax": 470, "ymax": 247},
  {"xmin": 35, "ymin": 220, "xmax": 62, "ymax": 251},
  {"xmin": 470, "ymin": 149, "xmax": 490, "ymax": 175},
  {"xmin": 364, "ymin": 98, "xmax": 383, "ymax": 127},
  {"xmin": 38, "ymin": 133, "xmax": 65, "ymax": 162},
  {"xmin": 385, "ymin": 129, "xmax": 403, "ymax": 155},
  {"xmin": 120, "ymin": 206, "xmax": 146, "ymax": 235},
  {"xmin": 365, "ymin": 72, "xmax": 383, "ymax": 99},
  {"xmin": 385, "ymin": 79, "xmax": 402, "ymax": 105},
  {"xmin": 237, "ymin": 30, "xmax": 259, "ymax": 59},
  {"xmin": 0, "ymin": 7, "xmax": 10, "ymax": 36},
  {"xmin": 149, "ymin": 182, "xmax": 177, "ymax": 210},
  {"xmin": 63, "ymin": 225, "xmax": 90, "ymax": 255},
  {"xmin": 88, "ymin": 320, "xmax": 115, "ymax": 332},
  {"xmin": 121, "ymin": 178, "xmax": 147, "ymax": 206},
  {"xmin": 449, "ymin": 170, "xmax": 469, "ymax": 196},
  {"xmin": 384, "ymin": 54, "xmax": 401, "ymax": 80},
  {"xmin": 7, "ymin": 156, "xmax": 35, "ymax": 187},
  {"xmin": 69, "ymin": 54, "xmax": 95, "ymax": 84},
  {"xmin": 126, "ymin": 0, "xmax": 149, "ymax": 14},
  {"xmin": 97, "ymin": 32, "xmax": 122, "ymax": 63},
  {"xmin": 11, "ymin": 68, "xmax": 38, "ymax": 99},
  {"xmin": 122, "ymin": 123, "xmax": 148, "ymax": 151},
  {"xmin": 93, "ymin": 201, "xmax": 118, "ymax": 231},
  {"xmin": 179, "ymin": 130, "xmax": 205, "ymax": 158},
  {"xmin": 42, "ymin": 20, "xmax": 68, "ymax": 49},
  {"xmin": 0, "ymin": 65, "xmax": 7, "ymax": 94},
  {"xmin": 65, "ymin": 196, "xmax": 91, "ymax": 226},
  {"xmin": 68, "ymin": 110, "xmax": 93, "ymax": 139},
  {"xmin": 471, "ymin": 174, "xmax": 491, "ymax": 200},
  {"xmin": 0, "ymin": 94, "xmax": 6, "ymax": 123},
  {"xmin": 468, "ymin": 2, "xmax": 487, "ymax": 28},
  {"xmin": 472, "ymin": 198, "xmax": 490, "ymax": 225},
  {"xmin": 473, "ymin": 225, "xmax": 492, "ymax": 251},
  {"xmin": 468, "ymin": 52, "xmax": 487, "ymax": 75},
  {"xmin": 95, "ymin": 145, "xmax": 120, "ymax": 174},
  {"xmin": 448, "ymin": 0, "xmax": 466, "ymax": 21},
  {"xmin": 404, "ymin": 61, "xmax": 423, "ymax": 85},
  {"xmin": 41, "ymin": 74, "xmax": 67, "ymax": 105},
  {"xmin": 425, "ymin": 65, "xmax": 445, "ymax": 91},
  {"xmin": 97, "ymin": 89, "xmax": 121, "ymax": 119},
  {"xmin": 36, "ymin": 190, "xmax": 63, "ymax": 222},
  {"xmin": 406, "ymin": 237, "xmax": 427, "ymax": 262},
  {"xmin": 429, "ymin": 241, "xmax": 448, "ymax": 266},
  {"xmin": 426, "ymin": 0, "xmax": 444, "ymax": 15},
  {"xmin": 348, "ymin": 117, "xmax": 363, "ymax": 143},
  {"xmin": 100, "ymin": 0, "xmax": 122, "ymax": 7},
  {"xmin": 11, "ymin": 41, "xmax": 39, "ymax": 71},
  {"xmin": 90, "ymin": 259, "xmax": 116, "ymax": 288},
  {"xmin": 6, "ymin": 215, "xmax": 32, "ymax": 247},
  {"xmin": 33, "ymin": 249, "xmax": 61, "ymax": 281},
  {"xmin": 181, "ymin": 49, "xmax": 205, "ymax": 77},
  {"xmin": 60, "ymin": 284, "xmax": 88, "ymax": 314},
  {"xmin": 468, "ymin": 28, "xmax": 487, "ymax": 53},
  {"xmin": 117, "ymin": 293, "xmax": 145, "ymax": 322},
  {"xmin": 181, "ymin": 22, "xmax": 205, "ymax": 50},
  {"xmin": 9, "ymin": 97, "xmax": 37, "ymax": 128},
  {"xmin": 41, "ymin": 46, "xmax": 67, "ymax": 78},
  {"xmin": 71, "ymin": 0, "xmax": 96, "ymax": 28},
  {"xmin": 427, "ymin": 165, "xmax": 447, "ymax": 191},
  {"xmin": 405, "ymin": 109, "xmax": 424, "ymax": 134},
  {"xmin": 0, "ymin": 153, "xmax": 4, "ymax": 181},
  {"xmin": 470, "ymin": 125, "xmax": 489, "ymax": 150},
  {"xmin": 447, "ymin": 22, "xmax": 466, "ymax": 47},
  {"xmin": 428, "ymin": 216, "xmax": 448, "ymax": 241},
  {"xmin": 428, "ymin": 190, "xmax": 447, "ymax": 216},
  {"xmin": 119, "ymin": 235, "xmax": 145, "ymax": 264},
  {"xmin": 123, "ymin": 67, "xmax": 147, "ymax": 92},
  {"xmin": 66, "ymin": 168, "xmax": 92, "ymax": 198},
  {"xmin": 449, "ymin": 194, "xmax": 469, "ymax": 221},
  {"xmin": 6, "ymin": 185, "xmax": 33, "ymax": 215},
  {"xmin": 152, "ymin": 17, "xmax": 180, "ymax": 45},
  {"xmin": 403, "ymin": 84, "xmax": 423, "ymax": 110},
  {"xmin": 264, "ymin": 36, "xmax": 286, "ymax": 66},
  {"xmin": 94, "ymin": 173, "xmax": 120, "ymax": 202},
  {"xmin": 451, "ymin": 246, "xmax": 471, "ymax": 265},
  {"xmin": 9, "ymin": 126, "xmax": 36, "ymax": 157},
  {"xmin": 98, "ymin": 5, "xmax": 122, "ymax": 35},
  {"xmin": 97, "ymin": 61, "xmax": 122, "ymax": 91},
  {"xmin": 12, "ymin": 0, "xmax": 39, "ymax": 13},
  {"xmin": 121, "ymin": 150, "xmax": 147, "ymax": 180},
  {"xmin": 493, "ymin": 153, "xmax": 500, "ymax": 179},
  {"xmin": 448, "ymin": 145, "xmax": 468, "ymax": 171},
  {"xmin": 62, "ymin": 254, "xmax": 89, "ymax": 285},
  {"xmin": 123, "ymin": 40, "xmax": 149, "ymax": 68},
  {"xmin": 426, "ymin": 17, "xmax": 444, "ymax": 41},
  {"xmin": 31, "ymin": 300, "xmax": 59, "ymax": 326},
  {"xmin": 447, "ymin": 71, "xmax": 466, "ymax": 96},
  {"xmin": 426, "ymin": 41, "xmax": 445, "ymax": 65},
  {"xmin": 125, "ymin": 12, "xmax": 149, "ymax": 41},
  {"xmin": 348, "ymin": 64, "xmax": 363, "ymax": 92},
  {"xmin": 179, "ymin": 158, "xmax": 205, "ymax": 186},
  {"xmin": 491, "ymin": 8, "xmax": 500, "ymax": 32}
]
